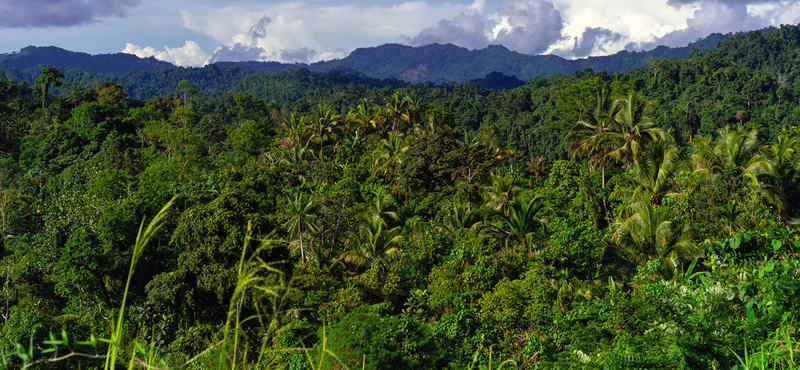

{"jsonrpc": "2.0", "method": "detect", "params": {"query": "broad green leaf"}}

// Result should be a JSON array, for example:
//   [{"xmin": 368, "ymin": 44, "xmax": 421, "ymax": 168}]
[
  {"xmin": 746, "ymin": 306, "xmax": 756, "ymax": 322},
  {"xmin": 729, "ymin": 236, "xmax": 741, "ymax": 250}
]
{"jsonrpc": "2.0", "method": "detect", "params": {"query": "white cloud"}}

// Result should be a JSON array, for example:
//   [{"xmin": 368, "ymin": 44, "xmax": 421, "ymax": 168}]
[
  {"xmin": 397, "ymin": 13, "xmax": 489, "ymax": 49},
  {"xmin": 468, "ymin": 0, "xmax": 486, "ymax": 12},
  {"xmin": 491, "ymin": 0, "xmax": 565, "ymax": 54},
  {"xmin": 123, "ymin": 40, "xmax": 210, "ymax": 66},
  {"xmin": 113, "ymin": 0, "xmax": 800, "ymax": 68},
  {"xmin": 173, "ymin": 1, "xmax": 472, "ymax": 63}
]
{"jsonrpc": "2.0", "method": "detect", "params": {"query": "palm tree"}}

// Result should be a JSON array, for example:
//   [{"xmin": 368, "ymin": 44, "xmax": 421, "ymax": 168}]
[
  {"xmin": 348, "ymin": 99, "xmax": 383, "ymax": 135},
  {"xmin": 525, "ymin": 155, "xmax": 550, "ymax": 184},
  {"xmin": 612, "ymin": 201, "xmax": 698, "ymax": 274},
  {"xmin": 691, "ymin": 124, "xmax": 772, "ymax": 184},
  {"xmin": 610, "ymin": 134, "xmax": 687, "ymax": 206},
  {"xmin": 766, "ymin": 133, "xmax": 800, "ymax": 216},
  {"xmin": 566, "ymin": 85, "xmax": 619, "ymax": 189},
  {"xmin": 371, "ymin": 133, "xmax": 408, "ymax": 185},
  {"xmin": 277, "ymin": 113, "xmax": 314, "ymax": 179},
  {"xmin": 605, "ymin": 90, "xmax": 664, "ymax": 166},
  {"xmin": 311, "ymin": 104, "xmax": 341, "ymax": 161},
  {"xmin": 340, "ymin": 214, "xmax": 402, "ymax": 267},
  {"xmin": 368, "ymin": 187, "xmax": 399, "ymax": 224},
  {"xmin": 279, "ymin": 112, "xmax": 314, "ymax": 153},
  {"xmin": 282, "ymin": 192, "xmax": 319, "ymax": 262},
  {"xmin": 384, "ymin": 91, "xmax": 412, "ymax": 134},
  {"xmin": 483, "ymin": 173, "xmax": 521, "ymax": 213},
  {"xmin": 439, "ymin": 197, "xmax": 484, "ymax": 234},
  {"xmin": 457, "ymin": 129, "xmax": 481, "ymax": 149},
  {"xmin": 485, "ymin": 196, "xmax": 554, "ymax": 255},
  {"xmin": 549, "ymin": 270, "xmax": 601, "ymax": 314}
]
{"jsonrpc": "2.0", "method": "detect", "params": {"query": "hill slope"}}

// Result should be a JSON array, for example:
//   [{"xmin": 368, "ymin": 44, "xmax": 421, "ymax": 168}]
[{"xmin": 0, "ymin": 46, "xmax": 172, "ymax": 74}]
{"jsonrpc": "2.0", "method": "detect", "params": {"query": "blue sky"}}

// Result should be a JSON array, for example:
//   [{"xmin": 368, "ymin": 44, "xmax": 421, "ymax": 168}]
[{"xmin": 1, "ymin": 0, "xmax": 799, "ymax": 66}]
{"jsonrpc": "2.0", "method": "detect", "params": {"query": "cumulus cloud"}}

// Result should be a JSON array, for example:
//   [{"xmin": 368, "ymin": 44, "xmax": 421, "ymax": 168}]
[
  {"xmin": 636, "ymin": 0, "xmax": 771, "ymax": 50},
  {"xmin": 468, "ymin": 0, "xmax": 486, "ymax": 13},
  {"xmin": 209, "ymin": 43, "xmax": 266, "ymax": 63},
  {"xmin": 123, "ymin": 40, "xmax": 210, "ymax": 67},
  {"xmin": 281, "ymin": 48, "xmax": 319, "ymax": 63},
  {"xmin": 666, "ymin": 0, "xmax": 774, "ymax": 6},
  {"xmin": 769, "ymin": 3, "xmax": 800, "ymax": 25},
  {"xmin": 397, "ymin": 13, "xmax": 489, "ymax": 50},
  {"xmin": 571, "ymin": 27, "xmax": 623, "ymax": 57},
  {"xmin": 204, "ymin": 13, "xmax": 323, "ymax": 64},
  {"xmin": 491, "ymin": 0, "xmax": 565, "ymax": 54},
  {"xmin": 0, "ymin": 0, "xmax": 141, "ymax": 28},
  {"xmin": 174, "ymin": 1, "xmax": 471, "ymax": 64}
]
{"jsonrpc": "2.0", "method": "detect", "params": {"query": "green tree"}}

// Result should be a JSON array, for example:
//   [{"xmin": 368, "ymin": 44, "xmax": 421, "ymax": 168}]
[
  {"xmin": 348, "ymin": 98, "xmax": 383, "ymax": 134},
  {"xmin": 612, "ymin": 201, "xmax": 698, "ymax": 274},
  {"xmin": 483, "ymin": 173, "xmax": 521, "ymax": 212},
  {"xmin": 311, "ymin": 104, "xmax": 342, "ymax": 161},
  {"xmin": 565, "ymin": 85, "xmax": 619, "ymax": 189},
  {"xmin": 384, "ymin": 91, "xmax": 413, "ymax": 134},
  {"xmin": 766, "ymin": 131, "xmax": 800, "ymax": 217},
  {"xmin": 372, "ymin": 133, "xmax": 408, "ymax": 189},
  {"xmin": 607, "ymin": 89, "xmax": 664, "ymax": 167},
  {"xmin": 341, "ymin": 214, "xmax": 401, "ymax": 267},
  {"xmin": 610, "ymin": 134, "xmax": 687, "ymax": 206},
  {"xmin": 690, "ymin": 124, "xmax": 774, "ymax": 207},
  {"xmin": 438, "ymin": 197, "xmax": 484, "ymax": 233},
  {"xmin": 486, "ymin": 195, "xmax": 554, "ymax": 255},
  {"xmin": 34, "ymin": 67, "xmax": 64, "ymax": 108},
  {"xmin": 282, "ymin": 192, "xmax": 319, "ymax": 262}
]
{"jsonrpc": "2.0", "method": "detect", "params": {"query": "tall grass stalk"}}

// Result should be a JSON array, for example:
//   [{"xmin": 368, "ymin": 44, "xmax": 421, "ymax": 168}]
[
  {"xmin": 219, "ymin": 222, "xmax": 289, "ymax": 369},
  {"xmin": 301, "ymin": 325, "xmax": 363, "ymax": 370},
  {"xmin": 733, "ymin": 321, "xmax": 800, "ymax": 370},
  {"xmin": 105, "ymin": 196, "xmax": 176, "ymax": 370}
]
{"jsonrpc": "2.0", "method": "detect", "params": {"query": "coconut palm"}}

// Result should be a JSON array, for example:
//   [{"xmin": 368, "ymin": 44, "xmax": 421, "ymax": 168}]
[
  {"xmin": 439, "ymin": 197, "xmax": 484, "ymax": 234},
  {"xmin": 485, "ymin": 196, "xmax": 553, "ymax": 255},
  {"xmin": 605, "ymin": 90, "xmax": 665, "ymax": 166},
  {"xmin": 566, "ymin": 85, "xmax": 619, "ymax": 189},
  {"xmin": 340, "ymin": 214, "xmax": 402, "ymax": 267},
  {"xmin": 483, "ymin": 173, "xmax": 521, "ymax": 213},
  {"xmin": 384, "ymin": 91, "xmax": 412, "ymax": 134},
  {"xmin": 549, "ymin": 270, "xmax": 601, "ymax": 314},
  {"xmin": 348, "ymin": 99, "xmax": 383, "ymax": 135},
  {"xmin": 612, "ymin": 201, "xmax": 698, "ymax": 273},
  {"xmin": 610, "ymin": 134, "xmax": 687, "ymax": 206},
  {"xmin": 457, "ymin": 129, "xmax": 481, "ymax": 149},
  {"xmin": 279, "ymin": 113, "xmax": 313, "ymax": 152},
  {"xmin": 371, "ymin": 133, "xmax": 408, "ymax": 183},
  {"xmin": 282, "ymin": 192, "xmax": 319, "ymax": 262},
  {"xmin": 525, "ymin": 155, "xmax": 550, "ymax": 183},
  {"xmin": 691, "ymin": 124, "xmax": 772, "ymax": 183},
  {"xmin": 766, "ymin": 132, "xmax": 800, "ymax": 215},
  {"xmin": 311, "ymin": 104, "xmax": 341, "ymax": 161},
  {"xmin": 368, "ymin": 187, "xmax": 399, "ymax": 224}
]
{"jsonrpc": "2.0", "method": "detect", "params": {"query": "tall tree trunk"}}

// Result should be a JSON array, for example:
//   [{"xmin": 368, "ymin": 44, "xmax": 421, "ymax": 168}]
[
  {"xmin": 299, "ymin": 229, "xmax": 305, "ymax": 262},
  {"xmin": 601, "ymin": 164, "xmax": 609, "ymax": 221}
]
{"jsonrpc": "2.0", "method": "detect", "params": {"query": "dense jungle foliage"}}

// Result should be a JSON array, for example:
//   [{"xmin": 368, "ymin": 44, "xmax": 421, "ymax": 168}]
[{"xmin": 2, "ymin": 25, "xmax": 800, "ymax": 370}]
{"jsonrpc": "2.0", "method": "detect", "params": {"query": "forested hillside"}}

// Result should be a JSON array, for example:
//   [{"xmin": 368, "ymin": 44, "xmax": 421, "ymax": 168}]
[{"xmin": 1, "ymin": 25, "xmax": 800, "ymax": 370}]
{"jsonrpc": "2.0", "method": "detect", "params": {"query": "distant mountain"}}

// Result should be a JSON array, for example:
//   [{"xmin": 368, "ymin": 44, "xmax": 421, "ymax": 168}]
[
  {"xmin": 0, "ymin": 46, "xmax": 172, "ymax": 74},
  {"xmin": 217, "ymin": 32, "xmax": 732, "ymax": 83},
  {"xmin": 1, "ymin": 26, "xmax": 794, "ymax": 100}
]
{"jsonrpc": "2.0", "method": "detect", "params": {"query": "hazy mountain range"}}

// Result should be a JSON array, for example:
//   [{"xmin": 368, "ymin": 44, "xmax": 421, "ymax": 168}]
[{"xmin": 0, "ymin": 26, "xmax": 786, "ymax": 100}]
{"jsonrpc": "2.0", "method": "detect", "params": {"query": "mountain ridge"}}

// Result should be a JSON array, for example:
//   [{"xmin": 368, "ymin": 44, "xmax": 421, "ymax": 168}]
[{"xmin": 1, "ymin": 30, "xmax": 733, "ymax": 84}]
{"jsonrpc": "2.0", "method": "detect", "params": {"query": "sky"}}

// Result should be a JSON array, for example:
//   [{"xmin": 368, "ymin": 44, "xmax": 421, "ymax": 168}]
[{"xmin": 1, "ymin": 0, "xmax": 800, "ymax": 67}]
